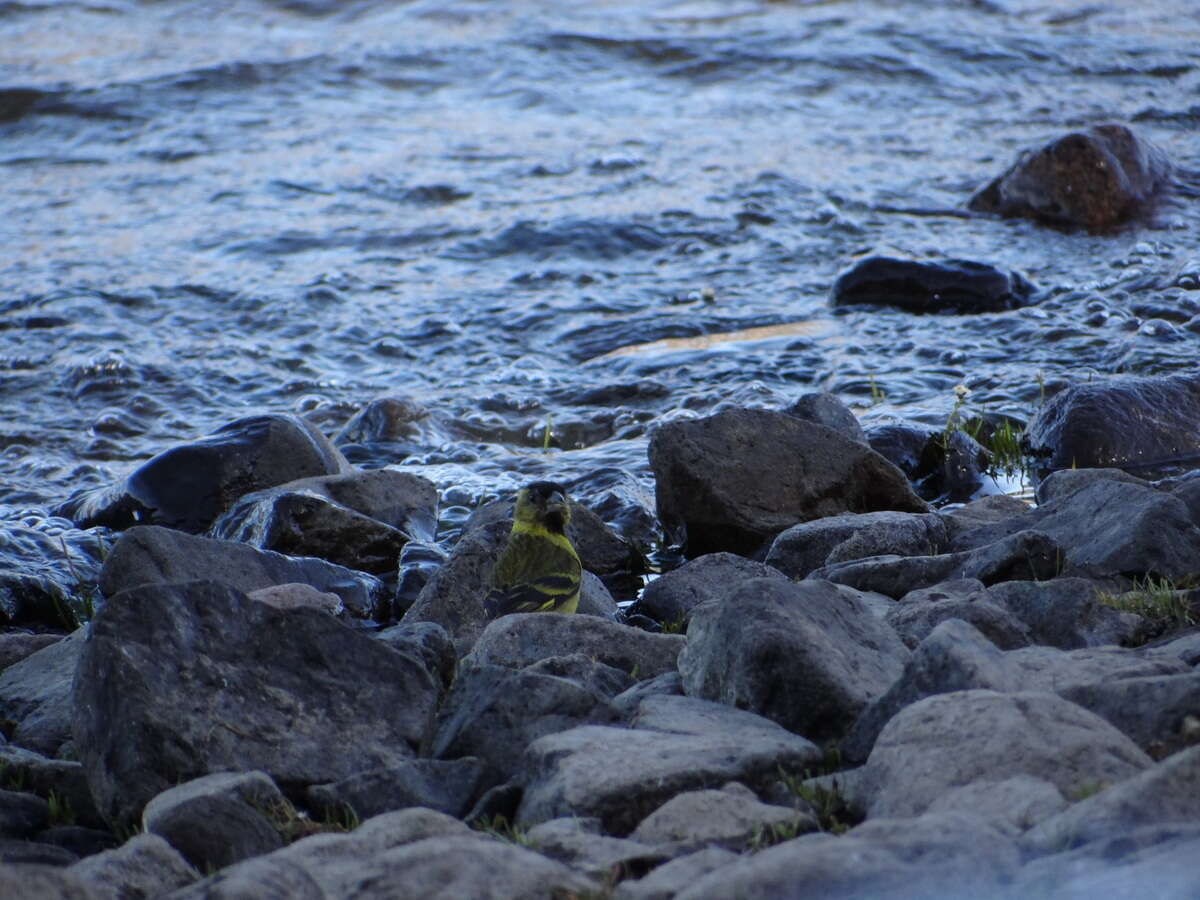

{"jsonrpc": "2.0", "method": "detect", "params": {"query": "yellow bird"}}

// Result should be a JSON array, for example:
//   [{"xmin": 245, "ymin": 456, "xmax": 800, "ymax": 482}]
[{"xmin": 486, "ymin": 481, "xmax": 582, "ymax": 617}]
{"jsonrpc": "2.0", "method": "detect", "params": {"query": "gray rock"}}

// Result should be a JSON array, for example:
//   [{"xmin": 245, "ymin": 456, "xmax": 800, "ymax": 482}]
[
  {"xmin": 74, "ymin": 580, "xmax": 438, "ymax": 828},
  {"xmin": 334, "ymin": 395, "xmax": 436, "ymax": 448},
  {"xmin": 1012, "ymin": 824, "xmax": 1200, "ymax": 900},
  {"xmin": 810, "ymin": 529, "xmax": 1061, "ymax": 598},
  {"xmin": 464, "ymin": 613, "xmax": 684, "ymax": 680},
  {"xmin": 53, "ymin": 414, "xmax": 348, "ymax": 533},
  {"xmin": 1035, "ymin": 467, "xmax": 1148, "ymax": 504},
  {"xmin": 629, "ymin": 783, "xmax": 816, "ymax": 852},
  {"xmin": 306, "ymin": 758, "xmax": 486, "ymax": 821},
  {"xmin": 100, "ymin": 525, "xmax": 383, "ymax": 619},
  {"xmin": 0, "ymin": 865, "xmax": 99, "ymax": 899},
  {"xmin": 166, "ymin": 854, "xmax": 322, "ymax": 900},
  {"xmin": 516, "ymin": 695, "xmax": 821, "ymax": 835},
  {"xmin": 952, "ymin": 478, "xmax": 1200, "ymax": 580},
  {"xmin": 940, "ymin": 493, "xmax": 1033, "ymax": 530},
  {"xmin": 678, "ymin": 578, "xmax": 909, "ymax": 743},
  {"xmin": 0, "ymin": 634, "xmax": 63, "ymax": 673},
  {"xmin": 851, "ymin": 690, "xmax": 1152, "ymax": 820},
  {"xmin": 247, "ymin": 583, "xmax": 343, "ymax": 615},
  {"xmin": 0, "ymin": 628, "xmax": 85, "ymax": 756},
  {"xmin": 143, "ymin": 772, "xmax": 286, "ymax": 872},
  {"xmin": 432, "ymin": 663, "xmax": 621, "ymax": 787},
  {"xmin": 37, "ymin": 826, "xmax": 118, "ymax": 859},
  {"xmin": 636, "ymin": 553, "xmax": 789, "ymax": 626},
  {"xmin": 525, "ymin": 817, "xmax": 665, "ymax": 879},
  {"xmin": 613, "ymin": 847, "xmax": 739, "ymax": 900},
  {"xmin": 577, "ymin": 570, "xmax": 620, "ymax": 620},
  {"xmin": 1147, "ymin": 628, "xmax": 1200, "ymax": 666},
  {"xmin": 649, "ymin": 407, "xmax": 927, "ymax": 557},
  {"xmin": 0, "ymin": 790, "xmax": 49, "ymax": 838},
  {"xmin": 523, "ymin": 653, "xmax": 634, "ymax": 698},
  {"xmin": 766, "ymin": 511, "xmax": 950, "ymax": 580},
  {"xmin": 1023, "ymin": 745, "xmax": 1200, "ymax": 854},
  {"xmin": 888, "ymin": 579, "xmax": 1031, "ymax": 649},
  {"xmin": 71, "ymin": 833, "xmax": 198, "ymax": 900},
  {"xmin": 610, "ymin": 672, "xmax": 684, "ymax": 721},
  {"xmin": 0, "ymin": 745, "xmax": 103, "ymax": 829},
  {"xmin": 0, "ymin": 840, "xmax": 79, "ymax": 865},
  {"xmin": 677, "ymin": 811, "xmax": 1018, "ymax": 900},
  {"xmin": 986, "ymin": 578, "xmax": 1145, "ymax": 649},
  {"xmin": 1058, "ymin": 670, "xmax": 1200, "ymax": 759},
  {"xmin": 926, "ymin": 776, "xmax": 1067, "ymax": 837},
  {"xmin": 781, "ymin": 391, "xmax": 867, "ymax": 443},
  {"xmin": 373, "ymin": 621, "xmax": 457, "ymax": 692},
  {"xmin": 841, "ymin": 619, "xmax": 1190, "ymax": 764}
]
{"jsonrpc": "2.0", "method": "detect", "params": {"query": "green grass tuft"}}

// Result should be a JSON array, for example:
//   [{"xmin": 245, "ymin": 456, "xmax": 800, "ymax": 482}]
[{"xmin": 1097, "ymin": 576, "xmax": 1196, "ymax": 641}]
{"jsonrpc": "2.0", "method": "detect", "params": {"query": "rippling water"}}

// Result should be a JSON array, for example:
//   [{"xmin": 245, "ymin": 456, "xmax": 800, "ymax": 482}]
[{"xmin": 2, "ymin": 0, "xmax": 1199, "ymax": 545}]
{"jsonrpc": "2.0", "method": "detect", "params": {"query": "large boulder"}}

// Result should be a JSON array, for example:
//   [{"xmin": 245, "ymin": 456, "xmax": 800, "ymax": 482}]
[
  {"xmin": 0, "ymin": 629, "xmax": 86, "ymax": 755},
  {"xmin": 968, "ymin": 123, "xmax": 1175, "ymax": 231},
  {"xmin": 52, "ymin": 414, "xmax": 348, "ymax": 533},
  {"xmin": 848, "ymin": 690, "xmax": 1152, "ymax": 820},
  {"xmin": 73, "ymin": 581, "xmax": 438, "ymax": 828},
  {"xmin": 515, "ymin": 695, "xmax": 821, "ymax": 835},
  {"xmin": 648, "ymin": 408, "xmax": 927, "ymax": 557},
  {"xmin": 679, "ymin": 578, "xmax": 908, "ymax": 743},
  {"xmin": 635, "ymin": 553, "xmax": 789, "ymax": 626},
  {"xmin": 209, "ymin": 469, "xmax": 437, "ymax": 575},
  {"xmin": 99, "ymin": 525, "xmax": 383, "ymax": 618},
  {"xmin": 1024, "ymin": 375, "xmax": 1200, "ymax": 476},
  {"xmin": 985, "ymin": 578, "xmax": 1145, "ymax": 649},
  {"xmin": 829, "ymin": 255, "xmax": 1035, "ymax": 314},
  {"xmin": 765, "ymin": 511, "xmax": 950, "ymax": 580}
]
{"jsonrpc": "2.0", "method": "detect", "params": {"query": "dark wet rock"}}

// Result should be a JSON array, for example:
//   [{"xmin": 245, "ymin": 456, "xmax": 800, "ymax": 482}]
[
  {"xmin": 143, "ymin": 773, "xmax": 285, "ymax": 872},
  {"xmin": 1023, "ymin": 745, "xmax": 1200, "ymax": 854},
  {"xmin": 74, "ymin": 580, "xmax": 438, "ymax": 828},
  {"xmin": 0, "ymin": 789, "xmax": 49, "ymax": 838},
  {"xmin": 841, "ymin": 619, "xmax": 1190, "ymax": 764},
  {"xmin": 0, "ymin": 746, "xmax": 103, "ymax": 830},
  {"xmin": 515, "ymin": 695, "xmax": 821, "ymax": 835},
  {"xmin": 373, "ymin": 620, "xmax": 456, "ymax": 692},
  {"xmin": 926, "ymin": 776, "xmax": 1067, "ymax": 838},
  {"xmin": 765, "ymin": 511, "xmax": 950, "ymax": 580},
  {"xmin": 830, "ymin": 255, "xmax": 1035, "ymax": 314},
  {"xmin": 466, "ymin": 493, "xmax": 642, "ymax": 577},
  {"xmin": 52, "ymin": 414, "xmax": 348, "ymax": 533},
  {"xmin": 986, "ymin": 578, "xmax": 1145, "ymax": 649},
  {"xmin": 164, "ymin": 853, "xmax": 322, "ymax": 900},
  {"xmin": 307, "ymin": 757, "xmax": 485, "ymax": 822},
  {"xmin": 635, "ymin": 553, "xmax": 789, "ymax": 626},
  {"xmin": 678, "ymin": 578, "xmax": 908, "ymax": 744},
  {"xmin": 649, "ymin": 408, "xmax": 927, "ymax": 557},
  {"xmin": 951, "ymin": 478, "xmax": 1200, "ymax": 580},
  {"xmin": 432, "ymin": 663, "xmax": 621, "ymax": 788},
  {"xmin": 99, "ymin": 525, "xmax": 383, "ymax": 618},
  {"xmin": 0, "ymin": 633, "xmax": 63, "ymax": 673},
  {"xmin": 867, "ymin": 422, "xmax": 991, "ymax": 503},
  {"xmin": 1024, "ymin": 374, "xmax": 1200, "ymax": 476},
  {"xmin": 613, "ymin": 847, "xmax": 739, "ymax": 900},
  {"xmin": 676, "ymin": 811, "xmax": 1018, "ymax": 900},
  {"xmin": 0, "ymin": 864, "xmax": 98, "ymax": 898},
  {"xmin": 888, "ymin": 579, "xmax": 1031, "ymax": 649},
  {"xmin": 1013, "ymin": 824, "xmax": 1200, "ymax": 899},
  {"xmin": 781, "ymin": 391, "xmax": 867, "ymax": 443},
  {"xmin": 0, "ymin": 628, "xmax": 85, "ymax": 756},
  {"xmin": 846, "ymin": 690, "xmax": 1152, "ymax": 820},
  {"xmin": 0, "ymin": 524, "xmax": 109, "ymax": 630},
  {"xmin": 525, "ymin": 817, "xmax": 664, "ymax": 880},
  {"xmin": 629, "ymin": 783, "xmax": 816, "ymax": 852},
  {"xmin": 463, "ymin": 611, "xmax": 684, "ymax": 680},
  {"xmin": 566, "ymin": 466, "xmax": 663, "ymax": 558},
  {"xmin": 968, "ymin": 123, "xmax": 1175, "ymax": 230},
  {"xmin": 333, "ymin": 395, "xmax": 435, "ymax": 449},
  {"xmin": 393, "ymin": 539, "xmax": 448, "ymax": 614},
  {"xmin": 209, "ymin": 469, "xmax": 437, "ymax": 575},
  {"xmin": 37, "ymin": 826, "xmax": 118, "ymax": 859},
  {"xmin": 810, "ymin": 529, "xmax": 1061, "ymax": 598}
]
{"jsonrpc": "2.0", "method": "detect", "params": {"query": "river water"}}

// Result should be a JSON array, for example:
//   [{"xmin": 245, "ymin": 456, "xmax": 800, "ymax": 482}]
[{"xmin": 2, "ymin": 0, "xmax": 1199, "ymax": 556}]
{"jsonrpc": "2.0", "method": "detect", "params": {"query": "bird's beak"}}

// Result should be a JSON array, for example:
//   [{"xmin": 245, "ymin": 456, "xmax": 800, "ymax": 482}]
[{"xmin": 546, "ymin": 490, "xmax": 567, "ymax": 512}]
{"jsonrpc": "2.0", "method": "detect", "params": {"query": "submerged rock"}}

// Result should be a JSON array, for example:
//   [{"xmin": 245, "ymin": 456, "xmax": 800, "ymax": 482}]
[
  {"xmin": 649, "ymin": 408, "xmax": 927, "ymax": 557},
  {"xmin": 1024, "ymin": 373, "xmax": 1200, "ymax": 477},
  {"xmin": 52, "ymin": 414, "xmax": 348, "ymax": 533},
  {"xmin": 74, "ymin": 580, "xmax": 439, "ymax": 828},
  {"xmin": 830, "ymin": 256, "xmax": 1035, "ymax": 314},
  {"xmin": 968, "ymin": 123, "xmax": 1175, "ymax": 231}
]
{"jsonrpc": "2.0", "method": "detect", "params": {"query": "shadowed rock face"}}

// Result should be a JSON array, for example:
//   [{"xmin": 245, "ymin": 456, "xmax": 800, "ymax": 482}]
[
  {"xmin": 1024, "ymin": 373, "xmax": 1200, "ymax": 477},
  {"xmin": 968, "ymin": 123, "xmax": 1175, "ymax": 231}
]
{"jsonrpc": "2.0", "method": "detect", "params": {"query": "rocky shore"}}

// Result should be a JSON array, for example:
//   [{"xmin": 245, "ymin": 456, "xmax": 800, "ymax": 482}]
[{"xmin": 1, "ymin": 363, "xmax": 1199, "ymax": 899}]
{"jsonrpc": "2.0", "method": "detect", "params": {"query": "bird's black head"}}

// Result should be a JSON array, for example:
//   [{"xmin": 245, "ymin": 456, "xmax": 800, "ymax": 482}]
[{"xmin": 515, "ymin": 480, "xmax": 571, "ymax": 533}]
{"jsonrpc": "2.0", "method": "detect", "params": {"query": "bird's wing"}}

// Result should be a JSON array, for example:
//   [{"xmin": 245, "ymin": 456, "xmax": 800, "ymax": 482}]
[
  {"xmin": 486, "ymin": 573, "xmax": 579, "ymax": 616},
  {"xmin": 487, "ymin": 531, "xmax": 581, "ymax": 617}
]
